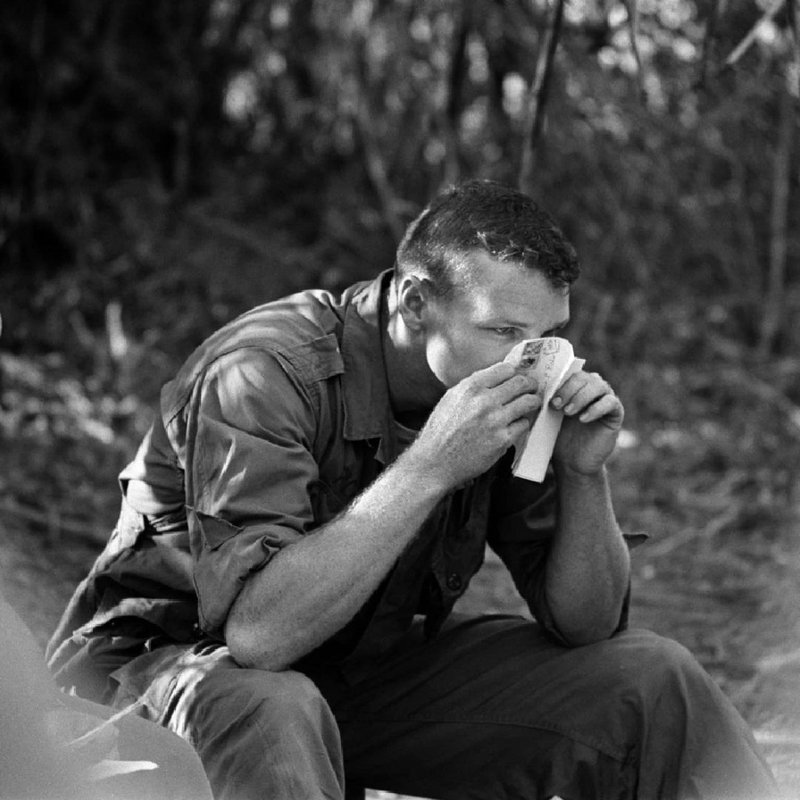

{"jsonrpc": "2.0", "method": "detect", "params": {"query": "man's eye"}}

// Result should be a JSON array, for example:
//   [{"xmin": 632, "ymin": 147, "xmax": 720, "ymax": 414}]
[{"xmin": 492, "ymin": 327, "xmax": 517, "ymax": 337}]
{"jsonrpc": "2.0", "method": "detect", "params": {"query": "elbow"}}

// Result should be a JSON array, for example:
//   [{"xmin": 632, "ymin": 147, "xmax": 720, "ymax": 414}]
[
  {"xmin": 542, "ymin": 571, "xmax": 629, "ymax": 648},
  {"xmin": 545, "ymin": 595, "xmax": 625, "ymax": 648},
  {"xmin": 224, "ymin": 614, "xmax": 292, "ymax": 672},
  {"xmin": 556, "ymin": 620, "xmax": 619, "ymax": 648}
]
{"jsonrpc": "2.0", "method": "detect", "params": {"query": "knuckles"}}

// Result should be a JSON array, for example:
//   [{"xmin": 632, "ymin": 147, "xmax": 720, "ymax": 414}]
[
  {"xmin": 588, "ymin": 372, "xmax": 612, "ymax": 392},
  {"xmin": 521, "ymin": 394, "xmax": 542, "ymax": 412},
  {"xmin": 516, "ymin": 373, "xmax": 538, "ymax": 392}
]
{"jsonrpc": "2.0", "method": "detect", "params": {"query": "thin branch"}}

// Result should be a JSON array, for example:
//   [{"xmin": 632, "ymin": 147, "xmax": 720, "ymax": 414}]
[
  {"xmin": 349, "ymin": 7, "xmax": 405, "ymax": 243},
  {"xmin": 758, "ymin": 87, "xmax": 795, "ymax": 356},
  {"xmin": 721, "ymin": 0, "xmax": 787, "ymax": 71},
  {"xmin": 789, "ymin": 0, "xmax": 800, "ymax": 96},
  {"xmin": 696, "ymin": 0, "xmax": 725, "ymax": 89},
  {"xmin": 718, "ymin": 366, "xmax": 800, "ymax": 435},
  {"xmin": 621, "ymin": 0, "xmax": 646, "ymax": 99},
  {"xmin": 442, "ymin": 4, "xmax": 471, "ymax": 185},
  {"xmin": 354, "ymin": 99, "xmax": 406, "ymax": 243},
  {"xmin": 446, "ymin": 6, "xmax": 470, "ymax": 128},
  {"xmin": 184, "ymin": 205, "xmax": 276, "ymax": 259},
  {"xmin": 66, "ymin": 700, "xmax": 145, "ymax": 751},
  {"xmin": 519, "ymin": 0, "xmax": 566, "ymax": 193},
  {"xmin": 217, "ymin": 0, "xmax": 260, "ymax": 56},
  {"xmin": 641, "ymin": 503, "xmax": 742, "ymax": 559},
  {"xmin": 584, "ymin": 156, "xmax": 651, "ymax": 286},
  {"xmin": 0, "ymin": 498, "xmax": 106, "ymax": 543}
]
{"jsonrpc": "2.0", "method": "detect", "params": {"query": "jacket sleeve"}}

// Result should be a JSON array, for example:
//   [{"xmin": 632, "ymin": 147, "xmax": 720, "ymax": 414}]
[{"xmin": 179, "ymin": 345, "xmax": 331, "ymax": 637}]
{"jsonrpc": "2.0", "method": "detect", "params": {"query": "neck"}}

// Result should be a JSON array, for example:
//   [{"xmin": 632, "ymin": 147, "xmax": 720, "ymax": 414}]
[{"xmin": 381, "ymin": 287, "xmax": 443, "ymax": 428}]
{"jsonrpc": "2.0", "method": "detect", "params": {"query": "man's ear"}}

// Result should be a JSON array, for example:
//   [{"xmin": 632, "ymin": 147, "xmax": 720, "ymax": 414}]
[{"xmin": 396, "ymin": 275, "xmax": 432, "ymax": 332}]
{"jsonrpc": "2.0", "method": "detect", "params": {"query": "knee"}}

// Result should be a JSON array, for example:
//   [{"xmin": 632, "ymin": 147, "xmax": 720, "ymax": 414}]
[
  {"xmin": 177, "ymin": 667, "xmax": 335, "ymax": 747},
  {"xmin": 175, "ymin": 668, "xmax": 344, "ymax": 798},
  {"xmin": 204, "ymin": 668, "xmax": 328, "ymax": 725},
  {"xmin": 612, "ymin": 629, "xmax": 711, "ymax": 708},
  {"xmin": 621, "ymin": 629, "xmax": 698, "ymax": 671}
]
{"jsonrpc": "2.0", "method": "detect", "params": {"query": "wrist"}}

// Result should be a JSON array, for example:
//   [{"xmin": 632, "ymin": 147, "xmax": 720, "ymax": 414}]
[
  {"xmin": 555, "ymin": 462, "xmax": 609, "ymax": 487},
  {"xmin": 395, "ymin": 447, "xmax": 455, "ymax": 499}
]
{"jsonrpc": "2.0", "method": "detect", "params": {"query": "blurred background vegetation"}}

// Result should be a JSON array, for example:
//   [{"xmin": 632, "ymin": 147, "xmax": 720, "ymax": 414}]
[{"xmin": 1, "ymin": 0, "xmax": 800, "ymax": 789}]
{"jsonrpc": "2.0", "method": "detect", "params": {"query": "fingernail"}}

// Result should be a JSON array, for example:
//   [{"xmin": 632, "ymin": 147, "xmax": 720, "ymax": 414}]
[
  {"xmin": 551, "ymin": 397, "xmax": 562, "ymax": 408},
  {"xmin": 564, "ymin": 403, "xmax": 574, "ymax": 414}
]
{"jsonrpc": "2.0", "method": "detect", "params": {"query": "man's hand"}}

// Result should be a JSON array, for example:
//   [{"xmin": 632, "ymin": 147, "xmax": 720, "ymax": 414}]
[
  {"xmin": 551, "ymin": 370, "xmax": 623, "ymax": 476},
  {"xmin": 411, "ymin": 362, "xmax": 541, "ymax": 490}
]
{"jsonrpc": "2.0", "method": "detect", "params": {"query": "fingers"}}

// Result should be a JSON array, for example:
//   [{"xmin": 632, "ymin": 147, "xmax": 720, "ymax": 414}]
[
  {"xmin": 552, "ymin": 371, "xmax": 622, "ymax": 424},
  {"xmin": 504, "ymin": 391, "xmax": 542, "ymax": 423},
  {"xmin": 552, "ymin": 371, "xmax": 608, "ymax": 413},
  {"xmin": 471, "ymin": 361, "xmax": 518, "ymax": 388},
  {"xmin": 467, "ymin": 362, "xmax": 539, "ymax": 403},
  {"xmin": 455, "ymin": 365, "xmax": 541, "ymax": 451},
  {"xmin": 507, "ymin": 415, "xmax": 534, "ymax": 444},
  {"xmin": 576, "ymin": 393, "xmax": 623, "ymax": 426}
]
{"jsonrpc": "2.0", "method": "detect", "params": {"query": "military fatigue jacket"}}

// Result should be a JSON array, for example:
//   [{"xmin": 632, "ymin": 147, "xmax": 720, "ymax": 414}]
[{"xmin": 47, "ymin": 270, "xmax": 566, "ymax": 700}]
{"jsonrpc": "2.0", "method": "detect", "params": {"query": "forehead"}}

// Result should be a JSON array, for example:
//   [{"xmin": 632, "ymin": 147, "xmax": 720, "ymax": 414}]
[{"xmin": 448, "ymin": 250, "xmax": 570, "ymax": 323}]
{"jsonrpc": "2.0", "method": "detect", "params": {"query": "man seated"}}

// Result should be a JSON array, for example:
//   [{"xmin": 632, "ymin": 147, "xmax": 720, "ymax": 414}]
[{"xmin": 47, "ymin": 180, "xmax": 778, "ymax": 799}]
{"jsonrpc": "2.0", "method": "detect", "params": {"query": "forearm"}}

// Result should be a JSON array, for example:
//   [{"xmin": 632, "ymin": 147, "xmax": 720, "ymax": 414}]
[
  {"xmin": 545, "ymin": 465, "xmax": 630, "ymax": 645},
  {"xmin": 225, "ymin": 360, "xmax": 539, "ymax": 670},
  {"xmin": 225, "ymin": 451, "xmax": 449, "ymax": 671}
]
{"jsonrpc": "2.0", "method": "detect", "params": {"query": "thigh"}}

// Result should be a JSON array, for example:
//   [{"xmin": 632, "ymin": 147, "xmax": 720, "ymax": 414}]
[
  {"xmin": 112, "ymin": 641, "xmax": 346, "ymax": 800},
  {"xmin": 327, "ymin": 615, "xmax": 678, "ymax": 799}
]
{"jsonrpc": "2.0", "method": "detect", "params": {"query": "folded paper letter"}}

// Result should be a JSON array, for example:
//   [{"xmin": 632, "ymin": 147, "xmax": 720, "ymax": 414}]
[{"xmin": 503, "ymin": 337, "xmax": 585, "ymax": 482}]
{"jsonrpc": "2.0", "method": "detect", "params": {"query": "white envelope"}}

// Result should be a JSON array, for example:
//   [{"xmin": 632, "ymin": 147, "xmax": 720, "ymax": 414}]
[{"xmin": 503, "ymin": 337, "xmax": 585, "ymax": 482}]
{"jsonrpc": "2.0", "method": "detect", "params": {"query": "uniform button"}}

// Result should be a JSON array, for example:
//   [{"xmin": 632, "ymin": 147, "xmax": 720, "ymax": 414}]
[{"xmin": 446, "ymin": 573, "xmax": 462, "ymax": 591}]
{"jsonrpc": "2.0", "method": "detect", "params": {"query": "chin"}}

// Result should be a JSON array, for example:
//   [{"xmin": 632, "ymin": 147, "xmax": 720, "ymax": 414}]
[{"xmin": 441, "ymin": 371, "xmax": 470, "ymax": 389}]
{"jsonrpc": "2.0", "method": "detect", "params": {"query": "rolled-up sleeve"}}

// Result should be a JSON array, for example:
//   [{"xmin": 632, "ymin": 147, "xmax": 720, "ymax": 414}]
[{"xmin": 180, "ymin": 347, "xmax": 322, "ymax": 637}]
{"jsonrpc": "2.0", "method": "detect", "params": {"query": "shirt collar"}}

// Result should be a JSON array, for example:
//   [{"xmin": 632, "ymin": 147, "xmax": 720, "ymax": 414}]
[{"xmin": 340, "ymin": 269, "xmax": 395, "ymax": 448}]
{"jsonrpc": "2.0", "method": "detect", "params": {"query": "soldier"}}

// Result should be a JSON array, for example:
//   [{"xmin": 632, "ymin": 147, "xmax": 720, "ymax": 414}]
[{"xmin": 48, "ymin": 180, "xmax": 778, "ymax": 799}]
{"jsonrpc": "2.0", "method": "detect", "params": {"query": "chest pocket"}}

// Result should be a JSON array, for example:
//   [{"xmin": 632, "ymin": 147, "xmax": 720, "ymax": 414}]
[
  {"xmin": 311, "ymin": 439, "xmax": 375, "ymax": 527},
  {"xmin": 309, "ymin": 479, "xmax": 350, "ymax": 526}
]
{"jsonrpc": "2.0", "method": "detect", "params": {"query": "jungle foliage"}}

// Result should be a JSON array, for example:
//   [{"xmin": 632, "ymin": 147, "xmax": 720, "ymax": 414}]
[{"xmin": 1, "ymin": 0, "xmax": 799, "ymax": 645}]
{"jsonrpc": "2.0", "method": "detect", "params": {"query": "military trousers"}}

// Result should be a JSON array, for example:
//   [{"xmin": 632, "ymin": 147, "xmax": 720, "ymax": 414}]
[{"xmin": 110, "ymin": 614, "xmax": 779, "ymax": 800}]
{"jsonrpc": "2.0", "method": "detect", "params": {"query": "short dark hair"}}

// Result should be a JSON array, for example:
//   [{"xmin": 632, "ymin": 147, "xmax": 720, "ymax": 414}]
[{"xmin": 395, "ymin": 179, "xmax": 580, "ymax": 295}]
